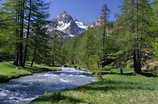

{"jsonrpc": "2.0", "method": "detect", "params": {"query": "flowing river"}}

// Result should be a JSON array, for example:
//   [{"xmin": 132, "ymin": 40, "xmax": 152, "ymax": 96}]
[{"xmin": 0, "ymin": 67, "xmax": 97, "ymax": 104}]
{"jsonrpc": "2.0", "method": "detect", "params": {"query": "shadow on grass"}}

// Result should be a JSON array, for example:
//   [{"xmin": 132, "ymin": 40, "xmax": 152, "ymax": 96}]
[
  {"xmin": 24, "ymin": 66, "xmax": 59, "ymax": 73},
  {"xmin": 140, "ymin": 72, "xmax": 157, "ymax": 77},
  {"xmin": 24, "ymin": 67, "xmax": 47, "ymax": 73},
  {"xmin": 0, "ymin": 75, "xmax": 9, "ymax": 83},
  {"xmin": 80, "ymin": 80, "xmax": 156, "ymax": 92},
  {"xmin": 99, "ymin": 71, "xmax": 158, "ymax": 78},
  {"xmin": 32, "ymin": 92, "xmax": 84, "ymax": 104},
  {"xmin": 99, "ymin": 72, "xmax": 136, "ymax": 76}
]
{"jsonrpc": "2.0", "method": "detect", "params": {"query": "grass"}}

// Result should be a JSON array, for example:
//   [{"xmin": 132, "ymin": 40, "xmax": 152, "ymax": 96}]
[
  {"xmin": 30, "ymin": 74, "xmax": 158, "ymax": 104},
  {"xmin": 0, "ymin": 61, "xmax": 60, "ymax": 83}
]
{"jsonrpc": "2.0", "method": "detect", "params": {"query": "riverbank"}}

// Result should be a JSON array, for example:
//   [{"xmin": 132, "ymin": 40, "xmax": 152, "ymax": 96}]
[
  {"xmin": 0, "ymin": 62, "xmax": 60, "ymax": 83},
  {"xmin": 0, "ymin": 66, "xmax": 96, "ymax": 104},
  {"xmin": 30, "ymin": 74, "xmax": 158, "ymax": 104}
]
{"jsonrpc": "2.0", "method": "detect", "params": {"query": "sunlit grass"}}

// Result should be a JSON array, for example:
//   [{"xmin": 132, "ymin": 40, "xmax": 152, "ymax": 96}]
[{"xmin": 31, "ymin": 74, "xmax": 158, "ymax": 104}]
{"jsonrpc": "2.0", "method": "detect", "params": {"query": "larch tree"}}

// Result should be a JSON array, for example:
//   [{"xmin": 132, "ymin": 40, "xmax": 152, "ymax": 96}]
[
  {"xmin": 100, "ymin": 4, "xmax": 110, "ymax": 68},
  {"xmin": 30, "ymin": 0, "xmax": 49, "ymax": 67},
  {"xmin": 119, "ymin": 0, "xmax": 152, "ymax": 74},
  {"xmin": 0, "ymin": 0, "xmax": 24, "ymax": 62}
]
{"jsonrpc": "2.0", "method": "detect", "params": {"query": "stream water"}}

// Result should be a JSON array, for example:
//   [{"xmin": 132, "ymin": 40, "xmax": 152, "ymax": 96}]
[{"xmin": 0, "ymin": 67, "xmax": 97, "ymax": 104}]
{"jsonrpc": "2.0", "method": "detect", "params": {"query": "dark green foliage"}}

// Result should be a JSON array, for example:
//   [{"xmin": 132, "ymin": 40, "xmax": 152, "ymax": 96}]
[
  {"xmin": 47, "ymin": 31, "xmax": 64, "ymax": 66},
  {"xmin": 50, "ymin": 27, "xmax": 119, "ymax": 71},
  {"xmin": 0, "ymin": 0, "xmax": 18, "ymax": 58}
]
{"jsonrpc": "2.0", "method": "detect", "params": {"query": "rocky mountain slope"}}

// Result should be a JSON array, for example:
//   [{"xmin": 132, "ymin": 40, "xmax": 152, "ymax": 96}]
[{"xmin": 48, "ymin": 11, "xmax": 89, "ymax": 37}]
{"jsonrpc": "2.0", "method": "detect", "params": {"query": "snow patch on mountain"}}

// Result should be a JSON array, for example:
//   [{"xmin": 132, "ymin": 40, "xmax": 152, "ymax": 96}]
[
  {"xmin": 57, "ymin": 22, "xmax": 71, "ymax": 31},
  {"xmin": 75, "ymin": 21, "xmax": 88, "ymax": 30}
]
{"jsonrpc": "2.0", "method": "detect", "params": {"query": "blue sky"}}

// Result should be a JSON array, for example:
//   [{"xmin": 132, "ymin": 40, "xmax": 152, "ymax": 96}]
[{"xmin": 48, "ymin": 0, "xmax": 123, "ymax": 22}]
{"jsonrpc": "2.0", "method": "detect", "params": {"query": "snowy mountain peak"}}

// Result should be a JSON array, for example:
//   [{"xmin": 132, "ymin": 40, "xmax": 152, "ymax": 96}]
[
  {"xmin": 56, "ymin": 11, "xmax": 73, "ymax": 23},
  {"xmin": 49, "ymin": 11, "xmax": 89, "ymax": 37}
]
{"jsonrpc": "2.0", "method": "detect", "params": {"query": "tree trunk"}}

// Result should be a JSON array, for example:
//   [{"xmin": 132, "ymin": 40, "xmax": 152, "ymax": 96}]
[
  {"xmin": 120, "ymin": 68, "xmax": 123, "ymax": 74},
  {"xmin": 14, "ymin": 6, "xmax": 20, "ymax": 66},
  {"xmin": 101, "ymin": 21, "xmax": 107, "ymax": 68},
  {"xmin": 23, "ymin": 0, "xmax": 32, "ymax": 67},
  {"xmin": 31, "ymin": 48, "xmax": 37, "ymax": 67},
  {"xmin": 133, "ymin": 48, "xmax": 142, "ymax": 74},
  {"xmin": 23, "ymin": 46, "xmax": 28, "ymax": 67},
  {"xmin": 14, "ymin": 0, "xmax": 25, "ymax": 67}
]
